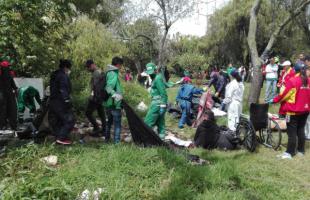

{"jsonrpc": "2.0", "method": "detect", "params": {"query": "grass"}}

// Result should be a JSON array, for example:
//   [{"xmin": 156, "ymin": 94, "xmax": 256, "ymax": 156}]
[{"xmin": 1, "ymin": 82, "xmax": 310, "ymax": 199}]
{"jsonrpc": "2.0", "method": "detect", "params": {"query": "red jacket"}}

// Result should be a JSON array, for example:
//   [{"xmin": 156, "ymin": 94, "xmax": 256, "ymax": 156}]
[
  {"xmin": 273, "ymin": 74, "xmax": 310, "ymax": 115},
  {"xmin": 277, "ymin": 67, "xmax": 295, "ymax": 88}
]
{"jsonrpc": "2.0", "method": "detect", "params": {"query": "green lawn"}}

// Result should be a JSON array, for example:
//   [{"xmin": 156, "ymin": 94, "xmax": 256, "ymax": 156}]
[{"xmin": 0, "ymin": 82, "xmax": 310, "ymax": 199}]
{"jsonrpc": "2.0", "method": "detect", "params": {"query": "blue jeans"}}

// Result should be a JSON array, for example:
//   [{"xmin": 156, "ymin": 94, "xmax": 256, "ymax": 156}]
[
  {"xmin": 106, "ymin": 109, "xmax": 122, "ymax": 143},
  {"xmin": 178, "ymin": 101, "xmax": 192, "ymax": 128},
  {"xmin": 265, "ymin": 79, "xmax": 277, "ymax": 102}
]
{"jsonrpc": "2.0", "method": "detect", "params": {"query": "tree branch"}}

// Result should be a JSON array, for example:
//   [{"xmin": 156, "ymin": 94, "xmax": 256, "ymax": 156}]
[{"xmin": 261, "ymin": 0, "xmax": 310, "ymax": 58}]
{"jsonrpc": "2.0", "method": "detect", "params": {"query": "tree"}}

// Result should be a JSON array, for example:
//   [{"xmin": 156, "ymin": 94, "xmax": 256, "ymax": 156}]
[
  {"xmin": 120, "ymin": 18, "xmax": 160, "ymax": 73},
  {"xmin": 150, "ymin": 0, "xmax": 195, "ymax": 67},
  {"xmin": 247, "ymin": 0, "xmax": 310, "ymax": 104},
  {"xmin": 0, "ymin": 0, "xmax": 74, "ymax": 76}
]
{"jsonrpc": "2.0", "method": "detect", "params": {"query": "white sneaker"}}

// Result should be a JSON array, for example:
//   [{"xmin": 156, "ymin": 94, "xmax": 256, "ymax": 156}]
[
  {"xmin": 296, "ymin": 152, "xmax": 305, "ymax": 157},
  {"xmin": 277, "ymin": 152, "xmax": 292, "ymax": 160}
]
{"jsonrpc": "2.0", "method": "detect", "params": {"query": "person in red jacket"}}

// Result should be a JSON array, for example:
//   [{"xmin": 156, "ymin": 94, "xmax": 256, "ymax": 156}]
[
  {"xmin": 271, "ymin": 63, "xmax": 310, "ymax": 159},
  {"xmin": 277, "ymin": 61, "xmax": 295, "ymax": 91}
]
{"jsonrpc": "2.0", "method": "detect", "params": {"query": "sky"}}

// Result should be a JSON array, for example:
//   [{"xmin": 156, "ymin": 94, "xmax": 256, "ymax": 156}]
[
  {"xmin": 129, "ymin": 0, "xmax": 230, "ymax": 37},
  {"xmin": 170, "ymin": 0, "xmax": 230, "ymax": 36}
]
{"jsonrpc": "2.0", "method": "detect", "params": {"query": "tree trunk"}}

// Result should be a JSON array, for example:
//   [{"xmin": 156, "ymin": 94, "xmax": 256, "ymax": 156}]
[
  {"xmin": 247, "ymin": 0, "xmax": 263, "ymax": 104},
  {"xmin": 158, "ymin": 29, "xmax": 168, "ymax": 68},
  {"xmin": 247, "ymin": 0, "xmax": 310, "ymax": 104}
]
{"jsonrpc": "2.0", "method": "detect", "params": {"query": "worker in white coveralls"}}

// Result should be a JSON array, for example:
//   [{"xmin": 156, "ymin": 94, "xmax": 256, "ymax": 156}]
[{"xmin": 223, "ymin": 70, "xmax": 244, "ymax": 131}]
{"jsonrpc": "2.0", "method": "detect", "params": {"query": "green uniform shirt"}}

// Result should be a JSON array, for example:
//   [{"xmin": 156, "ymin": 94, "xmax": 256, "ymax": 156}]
[
  {"xmin": 104, "ymin": 65, "xmax": 123, "ymax": 109},
  {"xmin": 150, "ymin": 73, "xmax": 168, "ymax": 105}
]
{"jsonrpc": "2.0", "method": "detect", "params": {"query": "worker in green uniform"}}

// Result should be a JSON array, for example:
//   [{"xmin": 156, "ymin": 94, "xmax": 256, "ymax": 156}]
[
  {"xmin": 144, "ymin": 63, "xmax": 168, "ymax": 140},
  {"xmin": 17, "ymin": 86, "xmax": 41, "ymax": 123}
]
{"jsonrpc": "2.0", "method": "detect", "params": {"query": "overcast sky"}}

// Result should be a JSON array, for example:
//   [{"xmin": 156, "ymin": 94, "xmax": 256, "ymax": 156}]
[
  {"xmin": 170, "ymin": 0, "xmax": 230, "ymax": 36},
  {"xmin": 129, "ymin": 0, "xmax": 230, "ymax": 37}
]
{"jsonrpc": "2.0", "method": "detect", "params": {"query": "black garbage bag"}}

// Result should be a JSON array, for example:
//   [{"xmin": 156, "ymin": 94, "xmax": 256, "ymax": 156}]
[
  {"xmin": 123, "ymin": 101, "xmax": 167, "ymax": 147},
  {"xmin": 250, "ymin": 103, "xmax": 269, "ymax": 131},
  {"xmin": 217, "ymin": 126, "xmax": 239, "ymax": 150}
]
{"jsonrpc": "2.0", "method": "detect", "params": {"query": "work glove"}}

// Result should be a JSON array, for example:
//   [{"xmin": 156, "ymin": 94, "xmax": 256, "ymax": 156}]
[
  {"xmin": 159, "ymin": 104, "xmax": 167, "ymax": 116},
  {"xmin": 112, "ymin": 93, "xmax": 123, "ymax": 102}
]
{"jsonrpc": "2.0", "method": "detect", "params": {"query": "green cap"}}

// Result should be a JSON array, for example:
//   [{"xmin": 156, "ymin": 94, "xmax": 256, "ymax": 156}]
[{"xmin": 146, "ymin": 63, "xmax": 157, "ymax": 75}]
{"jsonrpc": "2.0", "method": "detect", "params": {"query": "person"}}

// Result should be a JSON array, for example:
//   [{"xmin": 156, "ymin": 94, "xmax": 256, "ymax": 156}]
[
  {"xmin": 17, "ymin": 86, "xmax": 42, "ymax": 123},
  {"xmin": 176, "ymin": 69, "xmax": 191, "ymax": 84},
  {"xmin": 49, "ymin": 59, "xmax": 75, "ymax": 145},
  {"xmin": 238, "ymin": 66, "xmax": 246, "ymax": 82},
  {"xmin": 277, "ymin": 61, "xmax": 295, "ymax": 91},
  {"xmin": 125, "ymin": 69, "xmax": 133, "ymax": 82},
  {"xmin": 265, "ymin": 57, "xmax": 279, "ymax": 102},
  {"xmin": 207, "ymin": 70, "xmax": 227, "ymax": 99},
  {"xmin": 296, "ymin": 53, "xmax": 305, "ymax": 65},
  {"xmin": 85, "ymin": 59, "xmax": 106, "ymax": 137},
  {"xmin": 144, "ymin": 63, "xmax": 168, "ymax": 140},
  {"xmin": 271, "ymin": 62, "xmax": 310, "ymax": 159},
  {"xmin": 223, "ymin": 70, "xmax": 244, "ymax": 131},
  {"xmin": 194, "ymin": 109, "xmax": 238, "ymax": 150},
  {"xmin": 176, "ymin": 77, "xmax": 203, "ymax": 129},
  {"xmin": 304, "ymin": 55, "xmax": 310, "ymax": 140},
  {"xmin": 104, "ymin": 57, "xmax": 124, "ymax": 143},
  {"xmin": 0, "ymin": 60, "xmax": 18, "ymax": 130}
]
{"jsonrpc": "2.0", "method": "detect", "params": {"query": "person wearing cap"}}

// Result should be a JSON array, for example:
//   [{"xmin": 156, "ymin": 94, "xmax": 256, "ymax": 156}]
[
  {"xmin": 104, "ymin": 57, "xmax": 124, "ymax": 144},
  {"xmin": 17, "ymin": 86, "xmax": 42, "ymax": 123},
  {"xmin": 304, "ymin": 55, "xmax": 310, "ymax": 140},
  {"xmin": 49, "ymin": 59, "xmax": 75, "ymax": 145},
  {"xmin": 0, "ymin": 60, "xmax": 18, "ymax": 130},
  {"xmin": 207, "ymin": 69, "xmax": 227, "ymax": 99},
  {"xmin": 85, "ymin": 59, "xmax": 106, "ymax": 137},
  {"xmin": 176, "ymin": 77, "xmax": 203, "ymax": 129},
  {"xmin": 144, "ymin": 63, "xmax": 168, "ymax": 140},
  {"xmin": 223, "ymin": 70, "xmax": 244, "ymax": 131},
  {"xmin": 265, "ymin": 57, "xmax": 279, "ymax": 102},
  {"xmin": 277, "ymin": 61, "xmax": 295, "ymax": 91},
  {"xmin": 270, "ymin": 61, "xmax": 310, "ymax": 159}
]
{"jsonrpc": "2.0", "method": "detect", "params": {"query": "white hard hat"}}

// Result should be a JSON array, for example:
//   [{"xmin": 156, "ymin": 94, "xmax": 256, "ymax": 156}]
[{"xmin": 281, "ymin": 60, "xmax": 291, "ymax": 66}]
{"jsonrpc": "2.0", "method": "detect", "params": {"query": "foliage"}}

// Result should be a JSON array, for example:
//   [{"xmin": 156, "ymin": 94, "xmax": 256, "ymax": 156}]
[
  {"xmin": 122, "ymin": 18, "xmax": 160, "ymax": 72},
  {"xmin": 0, "ymin": 0, "xmax": 74, "ymax": 77},
  {"xmin": 168, "ymin": 36, "xmax": 209, "ymax": 72},
  {"xmin": 64, "ymin": 16, "xmax": 127, "ymax": 112},
  {"xmin": 72, "ymin": 0, "xmax": 126, "ymax": 24}
]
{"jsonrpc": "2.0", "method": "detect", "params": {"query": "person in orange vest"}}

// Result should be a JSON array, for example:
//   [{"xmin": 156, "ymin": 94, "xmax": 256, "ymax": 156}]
[{"xmin": 270, "ymin": 62, "xmax": 310, "ymax": 159}]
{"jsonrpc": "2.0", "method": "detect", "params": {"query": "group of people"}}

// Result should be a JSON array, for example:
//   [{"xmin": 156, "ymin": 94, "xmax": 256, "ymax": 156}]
[
  {"xmin": 267, "ymin": 55, "xmax": 310, "ymax": 159},
  {"xmin": 1, "ymin": 52, "xmax": 310, "ymax": 158}
]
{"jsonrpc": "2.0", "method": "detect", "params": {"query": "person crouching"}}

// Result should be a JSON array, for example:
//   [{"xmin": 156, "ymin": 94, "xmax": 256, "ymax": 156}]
[{"xmin": 176, "ymin": 77, "xmax": 203, "ymax": 129}]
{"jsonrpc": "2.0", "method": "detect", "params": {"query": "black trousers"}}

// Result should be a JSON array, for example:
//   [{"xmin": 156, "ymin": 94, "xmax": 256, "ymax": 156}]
[
  {"xmin": 286, "ymin": 113, "xmax": 309, "ymax": 155},
  {"xmin": 85, "ymin": 99, "xmax": 106, "ymax": 132},
  {"xmin": 0, "ymin": 91, "xmax": 17, "ymax": 130},
  {"xmin": 49, "ymin": 100, "xmax": 75, "ymax": 140}
]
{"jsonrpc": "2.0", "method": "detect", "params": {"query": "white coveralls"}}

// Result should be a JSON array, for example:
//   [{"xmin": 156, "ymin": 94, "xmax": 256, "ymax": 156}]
[{"xmin": 223, "ymin": 79, "xmax": 244, "ymax": 131}]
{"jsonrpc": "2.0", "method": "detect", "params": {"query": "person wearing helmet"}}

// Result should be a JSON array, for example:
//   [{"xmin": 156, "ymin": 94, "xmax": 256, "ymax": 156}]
[
  {"xmin": 265, "ymin": 57, "xmax": 279, "ymax": 102},
  {"xmin": 17, "ymin": 86, "xmax": 42, "ymax": 123},
  {"xmin": 0, "ymin": 60, "xmax": 18, "ymax": 130},
  {"xmin": 176, "ymin": 77, "xmax": 203, "ymax": 128},
  {"xmin": 144, "ymin": 63, "xmax": 168, "ymax": 140},
  {"xmin": 49, "ymin": 59, "xmax": 75, "ymax": 145}
]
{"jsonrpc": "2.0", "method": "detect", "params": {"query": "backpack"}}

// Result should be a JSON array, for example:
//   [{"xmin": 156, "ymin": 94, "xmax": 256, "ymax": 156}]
[{"xmin": 93, "ymin": 71, "xmax": 109, "ymax": 103}]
